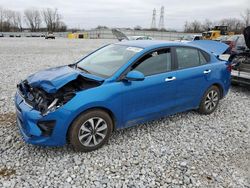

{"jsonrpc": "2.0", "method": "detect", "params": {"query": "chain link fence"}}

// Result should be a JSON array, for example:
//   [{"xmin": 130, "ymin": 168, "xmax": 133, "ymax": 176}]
[{"xmin": 1, "ymin": 29, "xmax": 195, "ymax": 41}]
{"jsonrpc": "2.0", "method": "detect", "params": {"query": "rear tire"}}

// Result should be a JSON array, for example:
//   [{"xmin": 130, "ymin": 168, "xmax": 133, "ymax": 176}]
[
  {"xmin": 69, "ymin": 110, "xmax": 113, "ymax": 152},
  {"xmin": 198, "ymin": 86, "xmax": 220, "ymax": 114}
]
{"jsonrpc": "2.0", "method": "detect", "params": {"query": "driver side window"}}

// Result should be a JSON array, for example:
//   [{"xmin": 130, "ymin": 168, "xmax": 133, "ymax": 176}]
[{"xmin": 132, "ymin": 48, "xmax": 172, "ymax": 76}]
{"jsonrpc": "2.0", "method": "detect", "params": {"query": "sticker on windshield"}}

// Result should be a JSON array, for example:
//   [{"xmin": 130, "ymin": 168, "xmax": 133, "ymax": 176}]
[{"xmin": 126, "ymin": 47, "xmax": 143, "ymax": 53}]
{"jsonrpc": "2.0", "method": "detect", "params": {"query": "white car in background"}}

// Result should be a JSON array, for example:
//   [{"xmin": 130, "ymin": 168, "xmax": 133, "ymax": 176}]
[
  {"xmin": 45, "ymin": 32, "xmax": 55, "ymax": 39},
  {"xmin": 127, "ymin": 36, "xmax": 153, "ymax": 40},
  {"xmin": 176, "ymin": 35, "xmax": 202, "ymax": 42}
]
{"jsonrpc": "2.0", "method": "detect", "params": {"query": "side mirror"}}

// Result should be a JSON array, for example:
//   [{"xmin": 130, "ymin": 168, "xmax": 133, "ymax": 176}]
[{"xmin": 125, "ymin": 70, "xmax": 145, "ymax": 81}]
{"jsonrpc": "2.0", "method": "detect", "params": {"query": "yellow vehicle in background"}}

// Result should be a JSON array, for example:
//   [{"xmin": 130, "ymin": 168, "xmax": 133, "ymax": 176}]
[
  {"xmin": 202, "ymin": 26, "xmax": 234, "ymax": 40},
  {"xmin": 68, "ymin": 32, "xmax": 89, "ymax": 39}
]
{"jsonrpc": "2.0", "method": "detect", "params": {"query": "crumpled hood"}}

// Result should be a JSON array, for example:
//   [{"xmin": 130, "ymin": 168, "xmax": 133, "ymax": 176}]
[{"xmin": 27, "ymin": 65, "xmax": 103, "ymax": 93}]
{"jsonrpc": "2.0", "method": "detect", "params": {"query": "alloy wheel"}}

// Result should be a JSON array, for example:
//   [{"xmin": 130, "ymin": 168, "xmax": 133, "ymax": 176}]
[
  {"xmin": 78, "ymin": 117, "xmax": 108, "ymax": 147},
  {"xmin": 204, "ymin": 90, "xmax": 219, "ymax": 111}
]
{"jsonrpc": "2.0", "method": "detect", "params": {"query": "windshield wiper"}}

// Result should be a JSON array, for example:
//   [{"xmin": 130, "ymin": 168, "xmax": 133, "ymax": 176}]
[{"xmin": 76, "ymin": 65, "xmax": 91, "ymax": 74}]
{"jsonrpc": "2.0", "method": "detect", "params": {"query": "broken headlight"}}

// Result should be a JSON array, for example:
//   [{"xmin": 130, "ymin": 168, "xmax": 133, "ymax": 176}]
[
  {"xmin": 41, "ymin": 98, "xmax": 59, "ymax": 116},
  {"xmin": 41, "ymin": 93, "xmax": 76, "ymax": 116}
]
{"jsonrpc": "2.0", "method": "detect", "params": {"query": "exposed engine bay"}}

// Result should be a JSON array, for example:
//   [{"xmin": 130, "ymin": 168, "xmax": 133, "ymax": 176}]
[{"xmin": 17, "ymin": 75, "xmax": 101, "ymax": 115}]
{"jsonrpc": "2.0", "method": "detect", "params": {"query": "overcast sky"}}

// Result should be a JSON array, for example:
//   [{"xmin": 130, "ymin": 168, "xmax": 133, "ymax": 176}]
[{"xmin": 0, "ymin": 0, "xmax": 249, "ymax": 30}]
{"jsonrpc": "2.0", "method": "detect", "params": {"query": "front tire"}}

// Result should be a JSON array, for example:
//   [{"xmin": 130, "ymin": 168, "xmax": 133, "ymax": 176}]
[
  {"xmin": 69, "ymin": 110, "xmax": 113, "ymax": 152},
  {"xmin": 198, "ymin": 86, "xmax": 220, "ymax": 114}
]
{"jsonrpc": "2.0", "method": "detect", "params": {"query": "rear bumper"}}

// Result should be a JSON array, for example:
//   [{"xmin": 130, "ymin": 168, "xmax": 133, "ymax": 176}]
[
  {"xmin": 231, "ymin": 70, "xmax": 250, "ymax": 85},
  {"xmin": 15, "ymin": 91, "xmax": 72, "ymax": 146}
]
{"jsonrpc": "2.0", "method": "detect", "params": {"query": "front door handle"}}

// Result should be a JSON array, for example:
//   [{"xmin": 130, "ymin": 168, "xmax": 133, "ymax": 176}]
[
  {"xmin": 203, "ymin": 70, "xmax": 211, "ymax": 74},
  {"xmin": 165, "ymin": 77, "xmax": 176, "ymax": 82}
]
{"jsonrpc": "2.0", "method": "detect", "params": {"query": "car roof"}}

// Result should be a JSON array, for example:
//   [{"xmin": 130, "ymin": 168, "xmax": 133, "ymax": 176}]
[
  {"xmin": 116, "ymin": 40, "xmax": 229, "ymax": 56},
  {"xmin": 116, "ymin": 40, "xmax": 192, "ymax": 49}
]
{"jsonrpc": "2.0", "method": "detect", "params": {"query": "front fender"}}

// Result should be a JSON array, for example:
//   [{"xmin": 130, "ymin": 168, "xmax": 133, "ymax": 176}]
[{"xmin": 62, "ymin": 84, "xmax": 123, "ymax": 130}]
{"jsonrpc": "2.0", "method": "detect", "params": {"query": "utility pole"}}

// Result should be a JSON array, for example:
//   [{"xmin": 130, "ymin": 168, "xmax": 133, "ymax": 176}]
[
  {"xmin": 151, "ymin": 8, "xmax": 156, "ymax": 29},
  {"xmin": 159, "ymin": 6, "xmax": 165, "ymax": 30}
]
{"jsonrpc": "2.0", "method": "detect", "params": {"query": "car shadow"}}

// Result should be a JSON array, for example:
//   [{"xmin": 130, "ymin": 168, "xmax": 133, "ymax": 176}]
[{"xmin": 24, "ymin": 111, "xmax": 195, "ymax": 156}]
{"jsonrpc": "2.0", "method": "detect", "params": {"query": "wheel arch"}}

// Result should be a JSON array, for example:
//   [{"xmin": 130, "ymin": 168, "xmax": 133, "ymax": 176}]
[
  {"xmin": 211, "ymin": 83, "xmax": 224, "ymax": 99},
  {"xmin": 85, "ymin": 107, "xmax": 117, "ymax": 131},
  {"xmin": 66, "ymin": 106, "xmax": 117, "ymax": 142}
]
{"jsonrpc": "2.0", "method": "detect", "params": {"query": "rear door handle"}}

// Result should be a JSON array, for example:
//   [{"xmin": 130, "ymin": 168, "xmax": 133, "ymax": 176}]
[
  {"xmin": 165, "ymin": 77, "xmax": 176, "ymax": 82},
  {"xmin": 203, "ymin": 70, "xmax": 211, "ymax": 74}
]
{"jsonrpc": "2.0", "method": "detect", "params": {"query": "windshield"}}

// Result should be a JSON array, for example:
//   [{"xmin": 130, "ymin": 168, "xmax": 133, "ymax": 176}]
[{"xmin": 77, "ymin": 44, "xmax": 143, "ymax": 78}]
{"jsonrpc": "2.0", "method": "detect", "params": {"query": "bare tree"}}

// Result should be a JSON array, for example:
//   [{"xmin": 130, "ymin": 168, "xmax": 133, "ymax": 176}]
[
  {"xmin": 184, "ymin": 21, "xmax": 190, "ymax": 32},
  {"xmin": 42, "ymin": 8, "xmax": 63, "ymax": 32},
  {"xmin": 241, "ymin": 9, "xmax": 250, "ymax": 27},
  {"xmin": 4, "ymin": 9, "xmax": 13, "ymax": 31},
  {"xmin": 24, "ymin": 8, "xmax": 41, "ymax": 32},
  {"xmin": 57, "ymin": 21, "xmax": 67, "ymax": 32},
  {"xmin": 191, "ymin": 20, "xmax": 202, "ymax": 33},
  {"xmin": 0, "ymin": 7, "xmax": 13, "ymax": 31},
  {"xmin": 16, "ymin": 12, "xmax": 22, "ymax": 31},
  {"xmin": 8, "ymin": 11, "xmax": 22, "ymax": 31},
  {"xmin": 202, "ymin": 19, "xmax": 213, "ymax": 31},
  {"xmin": 0, "ymin": 8, "xmax": 23, "ymax": 32},
  {"xmin": 0, "ymin": 6, "xmax": 4, "ymax": 31},
  {"xmin": 219, "ymin": 18, "xmax": 244, "ymax": 33},
  {"xmin": 184, "ymin": 18, "xmax": 245, "ymax": 34},
  {"xmin": 184, "ymin": 20, "xmax": 202, "ymax": 33}
]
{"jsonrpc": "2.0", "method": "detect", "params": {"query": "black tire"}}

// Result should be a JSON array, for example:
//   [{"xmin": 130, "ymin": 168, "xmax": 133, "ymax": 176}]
[
  {"xmin": 68, "ymin": 110, "xmax": 113, "ymax": 152},
  {"xmin": 198, "ymin": 86, "xmax": 220, "ymax": 114}
]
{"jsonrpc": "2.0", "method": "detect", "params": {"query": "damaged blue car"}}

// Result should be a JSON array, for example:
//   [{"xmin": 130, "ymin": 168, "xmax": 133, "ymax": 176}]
[{"xmin": 15, "ymin": 40, "xmax": 231, "ymax": 152}]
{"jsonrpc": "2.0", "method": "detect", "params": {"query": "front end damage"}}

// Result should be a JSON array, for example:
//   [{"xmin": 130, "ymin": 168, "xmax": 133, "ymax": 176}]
[
  {"xmin": 15, "ymin": 66, "xmax": 102, "ymax": 146},
  {"xmin": 17, "ymin": 75, "xmax": 101, "ymax": 116}
]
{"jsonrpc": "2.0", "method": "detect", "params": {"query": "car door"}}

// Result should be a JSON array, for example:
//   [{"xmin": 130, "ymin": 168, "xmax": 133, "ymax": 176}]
[
  {"xmin": 174, "ymin": 47, "xmax": 213, "ymax": 111},
  {"xmin": 119, "ymin": 48, "xmax": 178, "ymax": 127}
]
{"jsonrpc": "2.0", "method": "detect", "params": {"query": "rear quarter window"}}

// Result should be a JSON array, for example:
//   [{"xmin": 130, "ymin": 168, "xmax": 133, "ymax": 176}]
[
  {"xmin": 176, "ymin": 47, "xmax": 210, "ymax": 69},
  {"xmin": 199, "ymin": 50, "xmax": 210, "ymax": 63}
]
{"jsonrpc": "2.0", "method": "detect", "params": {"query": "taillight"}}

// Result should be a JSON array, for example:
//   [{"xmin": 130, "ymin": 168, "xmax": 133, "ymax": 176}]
[{"xmin": 227, "ymin": 63, "xmax": 232, "ymax": 72}]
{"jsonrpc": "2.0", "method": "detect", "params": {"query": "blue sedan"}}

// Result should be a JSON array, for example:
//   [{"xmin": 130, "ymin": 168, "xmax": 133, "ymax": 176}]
[{"xmin": 15, "ymin": 40, "xmax": 231, "ymax": 151}]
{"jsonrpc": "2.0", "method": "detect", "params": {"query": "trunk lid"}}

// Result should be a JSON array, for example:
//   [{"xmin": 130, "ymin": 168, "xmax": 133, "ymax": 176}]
[{"xmin": 189, "ymin": 40, "xmax": 229, "ymax": 56}]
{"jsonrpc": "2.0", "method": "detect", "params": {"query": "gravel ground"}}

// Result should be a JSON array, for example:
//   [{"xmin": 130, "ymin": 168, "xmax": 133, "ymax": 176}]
[{"xmin": 0, "ymin": 38, "xmax": 249, "ymax": 188}]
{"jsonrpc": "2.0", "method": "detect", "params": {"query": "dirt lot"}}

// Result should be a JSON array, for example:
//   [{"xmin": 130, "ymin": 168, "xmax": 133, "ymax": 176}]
[{"xmin": 0, "ymin": 38, "xmax": 249, "ymax": 187}]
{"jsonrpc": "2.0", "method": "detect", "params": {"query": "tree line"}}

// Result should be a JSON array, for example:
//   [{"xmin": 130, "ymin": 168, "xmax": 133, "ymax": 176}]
[
  {"xmin": 0, "ymin": 7, "xmax": 67, "ymax": 32},
  {"xmin": 184, "ymin": 9, "xmax": 250, "ymax": 33}
]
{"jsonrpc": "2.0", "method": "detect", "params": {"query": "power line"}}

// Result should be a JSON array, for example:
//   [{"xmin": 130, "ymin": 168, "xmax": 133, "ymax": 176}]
[
  {"xmin": 159, "ymin": 6, "xmax": 165, "ymax": 29},
  {"xmin": 151, "ymin": 8, "xmax": 156, "ymax": 29}
]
